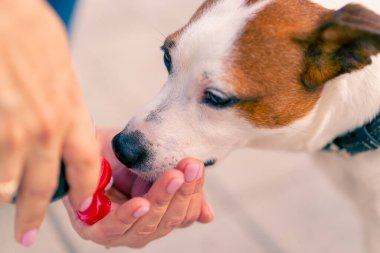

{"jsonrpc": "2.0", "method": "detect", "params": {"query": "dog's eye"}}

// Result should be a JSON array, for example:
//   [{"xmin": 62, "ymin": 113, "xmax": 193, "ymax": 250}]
[
  {"xmin": 163, "ymin": 49, "xmax": 172, "ymax": 73},
  {"xmin": 203, "ymin": 88, "xmax": 237, "ymax": 109}
]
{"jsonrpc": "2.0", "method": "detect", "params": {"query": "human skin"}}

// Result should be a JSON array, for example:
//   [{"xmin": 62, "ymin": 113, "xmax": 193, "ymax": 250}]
[
  {"xmin": 0, "ymin": 0, "xmax": 214, "ymax": 246},
  {"xmin": 0, "ymin": 0, "xmax": 102, "ymax": 245},
  {"xmin": 64, "ymin": 129, "xmax": 214, "ymax": 248}
]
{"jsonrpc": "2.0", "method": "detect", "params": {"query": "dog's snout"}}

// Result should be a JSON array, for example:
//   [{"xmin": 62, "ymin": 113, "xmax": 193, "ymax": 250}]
[{"xmin": 112, "ymin": 131, "xmax": 151, "ymax": 170}]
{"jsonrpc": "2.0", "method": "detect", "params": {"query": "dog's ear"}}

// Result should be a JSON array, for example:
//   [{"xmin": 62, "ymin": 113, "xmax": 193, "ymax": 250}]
[{"xmin": 301, "ymin": 4, "xmax": 380, "ymax": 90}]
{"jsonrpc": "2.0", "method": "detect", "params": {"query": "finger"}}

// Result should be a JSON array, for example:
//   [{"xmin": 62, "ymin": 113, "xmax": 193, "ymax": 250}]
[
  {"xmin": 83, "ymin": 198, "xmax": 151, "ymax": 243},
  {"xmin": 197, "ymin": 197, "xmax": 215, "ymax": 224},
  {"xmin": 120, "ymin": 170, "xmax": 184, "ymax": 245},
  {"xmin": 15, "ymin": 142, "xmax": 61, "ymax": 246},
  {"xmin": 158, "ymin": 160, "xmax": 203, "ymax": 232},
  {"xmin": 63, "ymin": 108, "xmax": 101, "ymax": 210},
  {"xmin": 63, "ymin": 196, "xmax": 88, "ymax": 240},
  {"xmin": 64, "ymin": 195, "xmax": 151, "ymax": 244},
  {"xmin": 181, "ymin": 164, "xmax": 205, "ymax": 228},
  {"xmin": 0, "ymin": 122, "xmax": 24, "ymax": 203}
]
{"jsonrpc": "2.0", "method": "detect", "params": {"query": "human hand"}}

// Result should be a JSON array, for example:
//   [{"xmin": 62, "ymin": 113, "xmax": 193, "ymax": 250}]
[
  {"xmin": 63, "ymin": 129, "xmax": 214, "ymax": 248},
  {"xmin": 0, "ymin": 0, "xmax": 101, "ymax": 246}
]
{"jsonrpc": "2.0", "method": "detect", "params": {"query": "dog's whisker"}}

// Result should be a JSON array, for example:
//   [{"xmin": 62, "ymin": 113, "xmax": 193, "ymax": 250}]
[{"xmin": 148, "ymin": 24, "xmax": 166, "ymax": 41}]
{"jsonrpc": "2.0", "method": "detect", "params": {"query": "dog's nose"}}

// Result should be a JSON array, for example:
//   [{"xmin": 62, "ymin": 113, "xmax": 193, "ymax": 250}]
[{"xmin": 112, "ymin": 131, "xmax": 150, "ymax": 170}]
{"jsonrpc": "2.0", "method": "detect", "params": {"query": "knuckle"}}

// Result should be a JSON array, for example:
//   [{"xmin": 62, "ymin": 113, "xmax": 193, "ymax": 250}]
[
  {"xmin": 178, "ymin": 186, "xmax": 194, "ymax": 198},
  {"xmin": 152, "ymin": 197, "xmax": 170, "ymax": 208},
  {"xmin": 26, "ymin": 184, "xmax": 56, "ymax": 200},
  {"xmin": 76, "ymin": 150, "xmax": 100, "ymax": 170},
  {"xmin": 36, "ymin": 117, "xmax": 57, "ymax": 144},
  {"xmin": 136, "ymin": 225, "xmax": 157, "ymax": 236},
  {"xmin": 1, "ymin": 127, "xmax": 23, "ymax": 152},
  {"xmin": 115, "ymin": 213, "xmax": 133, "ymax": 226},
  {"xmin": 161, "ymin": 217, "xmax": 184, "ymax": 229}
]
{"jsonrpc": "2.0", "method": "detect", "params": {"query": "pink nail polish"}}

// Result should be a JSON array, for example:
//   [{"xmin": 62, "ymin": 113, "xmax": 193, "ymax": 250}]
[
  {"xmin": 133, "ymin": 206, "xmax": 150, "ymax": 218},
  {"xmin": 166, "ymin": 178, "xmax": 184, "ymax": 194},
  {"xmin": 21, "ymin": 229, "xmax": 37, "ymax": 247},
  {"xmin": 79, "ymin": 196, "xmax": 93, "ymax": 212},
  {"xmin": 184, "ymin": 163, "xmax": 199, "ymax": 182}
]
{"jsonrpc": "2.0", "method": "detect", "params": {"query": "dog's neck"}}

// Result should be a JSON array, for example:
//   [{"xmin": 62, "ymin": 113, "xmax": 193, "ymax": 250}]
[
  {"xmin": 304, "ymin": 54, "xmax": 380, "ymax": 153},
  {"xmin": 323, "ymin": 113, "xmax": 380, "ymax": 155},
  {"xmin": 246, "ymin": 55, "xmax": 380, "ymax": 153}
]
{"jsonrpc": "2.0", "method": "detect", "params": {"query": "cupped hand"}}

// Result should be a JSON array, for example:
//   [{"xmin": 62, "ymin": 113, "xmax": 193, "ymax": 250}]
[
  {"xmin": 0, "ymin": 0, "xmax": 101, "ymax": 245},
  {"xmin": 63, "ymin": 129, "xmax": 214, "ymax": 248}
]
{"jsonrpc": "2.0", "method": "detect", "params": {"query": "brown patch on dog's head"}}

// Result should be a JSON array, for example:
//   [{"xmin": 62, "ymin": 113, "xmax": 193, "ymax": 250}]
[
  {"xmin": 229, "ymin": 0, "xmax": 380, "ymax": 128},
  {"xmin": 301, "ymin": 4, "xmax": 380, "ymax": 89},
  {"xmin": 230, "ymin": 0, "xmax": 328, "ymax": 128},
  {"xmin": 162, "ymin": 0, "xmax": 380, "ymax": 129}
]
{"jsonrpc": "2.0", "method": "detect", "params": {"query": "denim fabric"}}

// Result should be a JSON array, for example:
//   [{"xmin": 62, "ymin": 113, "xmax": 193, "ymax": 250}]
[{"xmin": 47, "ymin": 0, "xmax": 78, "ymax": 31}]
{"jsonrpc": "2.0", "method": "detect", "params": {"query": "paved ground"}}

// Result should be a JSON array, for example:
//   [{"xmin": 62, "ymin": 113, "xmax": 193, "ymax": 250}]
[{"xmin": 1, "ymin": 0, "xmax": 379, "ymax": 252}]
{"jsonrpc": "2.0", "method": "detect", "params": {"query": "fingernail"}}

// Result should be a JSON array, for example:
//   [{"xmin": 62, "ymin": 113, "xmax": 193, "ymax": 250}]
[
  {"xmin": 197, "ymin": 167, "xmax": 204, "ymax": 180},
  {"xmin": 184, "ymin": 163, "xmax": 200, "ymax": 183},
  {"xmin": 166, "ymin": 178, "xmax": 184, "ymax": 194},
  {"xmin": 21, "ymin": 229, "xmax": 37, "ymax": 247},
  {"xmin": 79, "ymin": 196, "xmax": 93, "ymax": 212},
  {"xmin": 133, "ymin": 206, "xmax": 150, "ymax": 218}
]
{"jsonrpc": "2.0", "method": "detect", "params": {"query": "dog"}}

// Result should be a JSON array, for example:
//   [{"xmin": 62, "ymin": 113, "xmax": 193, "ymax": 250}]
[{"xmin": 112, "ymin": 0, "xmax": 380, "ymax": 251}]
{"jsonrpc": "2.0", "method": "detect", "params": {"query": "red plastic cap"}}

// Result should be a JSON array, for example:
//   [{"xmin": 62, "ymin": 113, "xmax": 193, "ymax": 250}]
[{"xmin": 77, "ymin": 158, "xmax": 112, "ymax": 225}]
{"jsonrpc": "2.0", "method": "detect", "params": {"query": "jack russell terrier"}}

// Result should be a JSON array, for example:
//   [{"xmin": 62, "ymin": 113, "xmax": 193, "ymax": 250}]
[{"xmin": 112, "ymin": 0, "xmax": 380, "ymax": 251}]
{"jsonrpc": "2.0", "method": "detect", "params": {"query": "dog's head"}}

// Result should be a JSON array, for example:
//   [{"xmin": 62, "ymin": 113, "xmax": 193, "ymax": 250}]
[{"xmin": 113, "ymin": 0, "xmax": 380, "ymax": 181}]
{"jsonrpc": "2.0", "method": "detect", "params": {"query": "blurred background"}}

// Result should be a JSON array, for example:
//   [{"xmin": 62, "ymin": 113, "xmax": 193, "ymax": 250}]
[{"xmin": 1, "ymin": 0, "xmax": 379, "ymax": 252}]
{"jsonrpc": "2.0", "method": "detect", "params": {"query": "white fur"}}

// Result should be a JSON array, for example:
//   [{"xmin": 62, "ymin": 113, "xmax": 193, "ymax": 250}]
[
  {"xmin": 306, "ymin": 55, "xmax": 380, "ymax": 150},
  {"xmin": 266, "ymin": 54, "xmax": 380, "ymax": 252},
  {"xmin": 245, "ymin": 2, "xmax": 380, "ymax": 251},
  {"xmin": 124, "ymin": 1, "xmax": 380, "ymax": 251},
  {"xmin": 126, "ymin": 0, "xmax": 272, "ymax": 180},
  {"xmin": 245, "ymin": 55, "xmax": 380, "ymax": 152},
  {"xmin": 174, "ymin": 0, "xmax": 272, "ymax": 82}
]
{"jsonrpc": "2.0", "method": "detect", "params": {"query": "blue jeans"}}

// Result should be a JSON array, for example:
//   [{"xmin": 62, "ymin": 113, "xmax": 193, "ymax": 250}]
[{"xmin": 47, "ymin": 0, "xmax": 78, "ymax": 32}]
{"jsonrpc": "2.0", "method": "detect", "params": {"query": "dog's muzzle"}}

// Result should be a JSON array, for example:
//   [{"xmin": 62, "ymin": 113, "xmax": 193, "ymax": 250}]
[{"xmin": 112, "ymin": 130, "xmax": 153, "ymax": 172}]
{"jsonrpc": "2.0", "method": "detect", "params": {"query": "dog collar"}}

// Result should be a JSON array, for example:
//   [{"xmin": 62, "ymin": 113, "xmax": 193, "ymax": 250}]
[{"xmin": 323, "ymin": 113, "xmax": 380, "ymax": 155}]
